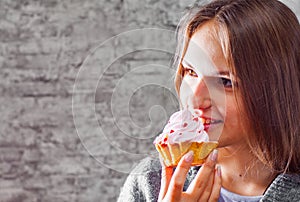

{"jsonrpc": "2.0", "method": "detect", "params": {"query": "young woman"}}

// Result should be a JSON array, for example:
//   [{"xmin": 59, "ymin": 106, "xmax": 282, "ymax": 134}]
[{"xmin": 118, "ymin": 0, "xmax": 300, "ymax": 201}]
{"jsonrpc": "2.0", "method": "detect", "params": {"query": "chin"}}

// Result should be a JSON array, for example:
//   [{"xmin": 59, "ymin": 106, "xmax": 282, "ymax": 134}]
[{"xmin": 206, "ymin": 127, "xmax": 223, "ymax": 142}]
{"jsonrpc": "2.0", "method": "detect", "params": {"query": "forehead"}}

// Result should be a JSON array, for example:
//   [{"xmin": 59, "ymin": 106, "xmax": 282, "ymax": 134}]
[{"xmin": 183, "ymin": 21, "xmax": 228, "ymax": 76}]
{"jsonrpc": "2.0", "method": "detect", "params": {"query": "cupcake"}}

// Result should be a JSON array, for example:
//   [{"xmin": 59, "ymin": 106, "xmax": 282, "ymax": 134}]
[{"xmin": 154, "ymin": 109, "xmax": 218, "ymax": 167}]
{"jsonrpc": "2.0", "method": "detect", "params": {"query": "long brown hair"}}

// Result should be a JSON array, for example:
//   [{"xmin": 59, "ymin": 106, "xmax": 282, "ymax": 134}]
[{"xmin": 174, "ymin": 0, "xmax": 300, "ymax": 173}]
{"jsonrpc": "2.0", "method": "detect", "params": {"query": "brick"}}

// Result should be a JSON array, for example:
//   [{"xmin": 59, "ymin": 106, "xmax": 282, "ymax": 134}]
[
  {"xmin": 39, "ymin": 37, "xmax": 68, "ymax": 54},
  {"xmin": 39, "ymin": 23, "xmax": 59, "ymax": 38},
  {"xmin": 75, "ymin": 175, "xmax": 96, "ymax": 189},
  {"xmin": 0, "ymin": 148, "xmax": 23, "ymax": 162},
  {"xmin": 22, "ymin": 148, "xmax": 41, "ymax": 163},
  {"xmin": 41, "ymin": 193, "xmax": 77, "ymax": 202},
  {"xmin": 0, "ymin": 162, "xmax": 12, "ymax": 176},
  {"xmin": 0, "ymin": 128, "xmax": 29, "ymax": 147},
  {"xmin": 0, "ymin": 189, "xmax": 37, "ymax": 202},
  {"xmin": 0, "ymin": 179, "xmax": 21, "ymax": 189},
  {"xmin": 1, "ymin": 162, "xmax": 26, "ymax": 180},
  {"xmin": 39, "ymin": 154, "xmax": 87, "ymax": 175},
  {"xmin": 50, "ymin": 175, "xmax": 77, "ymax": 194},
  {"xmin": 23, "ymin": 175, "xmax": 51, "ymax": 190},
  {"xmin": 18, "ymin": 40, "xmax": 41, "ymax": 55},
  {"xmin": 0, "ymin": 20, "xmax": 18, "ymax": 42}
]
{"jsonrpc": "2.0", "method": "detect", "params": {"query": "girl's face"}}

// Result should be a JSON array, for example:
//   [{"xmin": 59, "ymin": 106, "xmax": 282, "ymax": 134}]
[{"xmin": 179, "ymin": 21, "xmax": 248, "ymax": 148}]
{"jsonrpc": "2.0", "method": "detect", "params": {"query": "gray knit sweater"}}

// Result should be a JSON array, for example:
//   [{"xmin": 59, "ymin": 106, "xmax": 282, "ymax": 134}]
[{"xmin": 117, "ymin": 157, "xmax": 300, "ymax": 202}]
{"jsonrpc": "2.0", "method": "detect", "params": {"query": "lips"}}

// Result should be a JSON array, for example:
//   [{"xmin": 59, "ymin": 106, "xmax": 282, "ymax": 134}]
[{"xmin": 200, "ymin": 117, "xmax": 223, "ymax": 131}]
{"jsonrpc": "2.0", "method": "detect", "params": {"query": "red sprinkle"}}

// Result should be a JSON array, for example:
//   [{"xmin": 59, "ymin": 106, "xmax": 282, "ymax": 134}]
[
  {"xmin": 193, "ymin": 117, "xmax": 198, "ymax": 121},
  {"xmin": 161, "ymin": 143, "xmax": 167, "ymax": 147},
  {"xmin": 183, "ymin": 122, "xmax": 188, "ymax": 127},
  {"xmin": 163, "ymin": 137, "xmax": 168, "ymax": 142},
  {"xmin": 170, "ymin": 129, "xmax": 174, "ymax": 133}
]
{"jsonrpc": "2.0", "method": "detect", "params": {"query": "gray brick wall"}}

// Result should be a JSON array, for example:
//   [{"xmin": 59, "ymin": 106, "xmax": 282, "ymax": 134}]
[
  {"xmin": 0, "ymin": 0, "xmax": 299, "ymax": 202},
  {"xmin": 0, "ymin": 0, "xmax": 193, "ymax": 201}
]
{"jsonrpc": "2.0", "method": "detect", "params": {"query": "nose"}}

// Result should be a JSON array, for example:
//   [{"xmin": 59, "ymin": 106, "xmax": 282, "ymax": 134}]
[{"xmin": 192, "ymin": 78, "xmax": 212, "ymax": 110}]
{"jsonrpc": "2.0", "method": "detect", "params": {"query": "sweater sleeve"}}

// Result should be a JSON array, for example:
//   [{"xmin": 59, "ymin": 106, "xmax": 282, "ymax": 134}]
[{"xmin": 117, "ymin": 157, "xmax": 162, "ymax": 202}]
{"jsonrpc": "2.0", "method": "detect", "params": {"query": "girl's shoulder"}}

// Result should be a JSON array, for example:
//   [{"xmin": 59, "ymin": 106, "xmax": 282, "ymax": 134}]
[
  {"xmin": 117, "ymin": 156, "xmax": 162, "ymax": 202},
  {"xmin": 130, "ymin": 155, "xmax": 161, "ymax": 175},
  {"xmin": 263, "ymin": 173, "xmax": 300, "ymax": 201}
]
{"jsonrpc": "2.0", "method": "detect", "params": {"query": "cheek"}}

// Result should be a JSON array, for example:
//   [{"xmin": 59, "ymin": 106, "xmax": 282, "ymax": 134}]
[
  {"xmin": 223, "ymin": 100, "xmax": 248, "ymax": 133},
  {"xmin": 225, "ymin": 104, "xmax": 237, "ymax": 117},
  {"xmin": 179, "ymin": 79, "xmax": 194, "ymax": 107},
  {"xmin": 223, "ymin": 101, "xmax": 240, "ymax": 123}
]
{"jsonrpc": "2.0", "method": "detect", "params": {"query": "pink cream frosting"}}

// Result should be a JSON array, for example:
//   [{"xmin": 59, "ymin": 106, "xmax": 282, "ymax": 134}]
[{"xmin": 154, "ymin": 109, "xmax": 209, "ymax": 145}]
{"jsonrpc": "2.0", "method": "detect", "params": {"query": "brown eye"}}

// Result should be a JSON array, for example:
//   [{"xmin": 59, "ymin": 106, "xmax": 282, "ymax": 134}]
[
  {"xmin": 184, "ymin": 68, "xmax": 198, "ymax": 77},
  {"xmin": 218, "ymin": 77, "xmax": 233, "ymax": 88}
]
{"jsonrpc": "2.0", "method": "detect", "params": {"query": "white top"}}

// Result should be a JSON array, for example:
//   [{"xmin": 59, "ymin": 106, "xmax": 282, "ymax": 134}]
[{"xmin": 218, "ymin": 187, "xmax": 263, "ymax": 202}]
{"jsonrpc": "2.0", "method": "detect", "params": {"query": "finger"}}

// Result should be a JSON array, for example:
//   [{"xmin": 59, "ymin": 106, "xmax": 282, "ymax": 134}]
[
  {"xmin": 198, "ymin": 166, "xmax": 215, "ymax": 201},
  {"xmin": 187, "ymin": 149, "xmax": 218, "ymax": 197},
  {"xmin": 158, "ymin": 165, "xmax": 173, "ymax": 201},
  {"xmin": 166, "ymin": 151, "xmax": 194, "ymax": 199},
  {"xmin": 208, "ymin": 165, "xmax": 222, "ymax": 202}
]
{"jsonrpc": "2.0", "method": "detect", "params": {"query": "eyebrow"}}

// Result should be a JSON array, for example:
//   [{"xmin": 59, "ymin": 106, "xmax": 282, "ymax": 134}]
[
  {"xmin": 181, "ymin": 60, "xmax": 231, "ymax": 77},
  {"xmin": 218, "ymin": 71, "xmax": 231, "ymax": 77},
  {"xmin": 181, "ymin": 60, "xmax": 194, "ymax": 69}
]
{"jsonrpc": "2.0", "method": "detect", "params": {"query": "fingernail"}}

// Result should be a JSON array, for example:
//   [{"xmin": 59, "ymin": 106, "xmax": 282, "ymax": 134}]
[
  {"xmin": 184, "ymin": 151, "xmax": 194, "ymax": 163},
  {"xmin": 210, "ymin": 149, "xmax": 218, "ymax": 162},
  {"xmin": 217, "ymin": 165, "xmax": 222, "ymax": 177}
]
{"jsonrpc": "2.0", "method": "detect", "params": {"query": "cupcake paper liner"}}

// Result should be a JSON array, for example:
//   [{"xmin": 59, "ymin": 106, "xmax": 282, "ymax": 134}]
[{"xmin": 155, "ymin": 141, "xmax": 218, "ymax": 167}]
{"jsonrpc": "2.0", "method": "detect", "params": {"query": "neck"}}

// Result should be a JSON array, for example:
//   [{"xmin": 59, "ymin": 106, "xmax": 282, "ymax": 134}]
[{"xmin": 218, "ymin": 146, "xmax": 277, "ymax": 196}]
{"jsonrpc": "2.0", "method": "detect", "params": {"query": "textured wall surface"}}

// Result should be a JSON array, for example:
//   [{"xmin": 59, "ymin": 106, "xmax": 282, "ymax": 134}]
[
  {"xmin": 0, "ymin": 0, "xmax": 193, "ymax": 201},
  {"xmin": 0, "ymin": 0, "xmax": 299, "ymax": 202}
]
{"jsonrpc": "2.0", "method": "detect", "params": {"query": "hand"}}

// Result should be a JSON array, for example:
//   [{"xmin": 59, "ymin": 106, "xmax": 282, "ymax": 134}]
[{"xmin": 158, "ymin": 150, "xmax": 221, "ymax": 202}]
